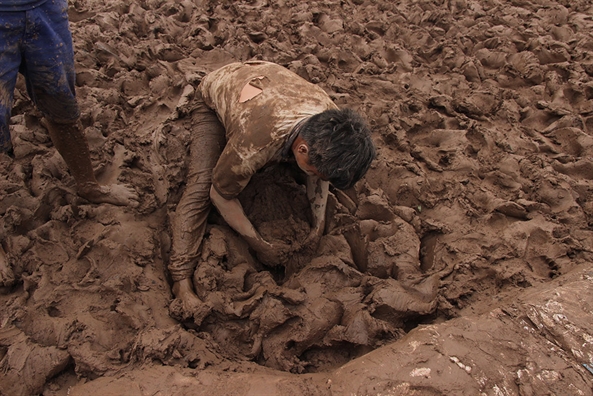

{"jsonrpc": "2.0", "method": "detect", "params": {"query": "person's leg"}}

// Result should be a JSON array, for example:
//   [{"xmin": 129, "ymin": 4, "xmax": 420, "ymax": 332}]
[
  {"xmin": 43, "ymin": 120, "xmax": 138, "ymax": 206},
  {"xmin": 169, "ymin": 98, "xmax": 226, "ymax": 322},
  {"xmin": 21, "ymin": 1, "xmax": 137, "ymax": 206},
  {"xmin": 0, "ymin": 12, "xmax": 26, "ymax": 288},
  {"xmin": 0, "ymin": 11, "xmax": 26, "ymax": 154}
]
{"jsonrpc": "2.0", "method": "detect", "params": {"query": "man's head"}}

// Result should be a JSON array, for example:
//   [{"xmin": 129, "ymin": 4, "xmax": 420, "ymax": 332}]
[{"xmin": 292, "ymin": 108, "xmax": 375, "ymax": 190}]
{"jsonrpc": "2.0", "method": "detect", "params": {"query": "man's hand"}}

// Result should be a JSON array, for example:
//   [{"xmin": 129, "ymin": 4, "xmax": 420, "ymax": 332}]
[
  {"xmin": 306, "ymin": 176, "xmax": 328, "ymax": 241},
  {"xmin": 254, "ymin": 240, "xmax": 295, "ymax": 267}
]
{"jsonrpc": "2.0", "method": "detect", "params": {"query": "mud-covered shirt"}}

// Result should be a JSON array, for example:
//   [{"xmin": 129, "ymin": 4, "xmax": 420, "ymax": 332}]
[
  {"xmin": 0, "ymin": 0, "xmax": 46, "ymax": 11},
  {"xmin": 199, "ymin": 61, "xmax": 338, "ymax": 200}
]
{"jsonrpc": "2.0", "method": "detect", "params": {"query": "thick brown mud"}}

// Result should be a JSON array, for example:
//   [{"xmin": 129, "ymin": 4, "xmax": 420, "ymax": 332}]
[{"xmin": 1, "ymin": 0, "xmax": 592, "ymax": 395}]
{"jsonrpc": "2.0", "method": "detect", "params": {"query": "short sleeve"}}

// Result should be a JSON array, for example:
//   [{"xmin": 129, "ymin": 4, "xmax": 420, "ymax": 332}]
[
  {"xmin": 211, "ymin": 146, "xmax": 253, "ymax": 200},
  {"xmin": 211, "ymin": 139, "xmax": 281, "ymax": 200}
]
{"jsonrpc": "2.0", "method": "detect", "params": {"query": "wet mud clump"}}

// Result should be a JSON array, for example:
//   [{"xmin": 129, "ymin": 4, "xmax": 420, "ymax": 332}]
[
  {"xmin": 1, "ymin": 0, "xmax": 593, "ymax": 394},
  {"xmin": 183, "ymin": 168, "xmax": 438, "ymax": 372}
]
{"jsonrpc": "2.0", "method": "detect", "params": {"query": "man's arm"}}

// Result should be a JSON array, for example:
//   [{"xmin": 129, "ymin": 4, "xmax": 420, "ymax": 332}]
[
  {"xmin": 209, "ymin": 185, "xmax": 280, "ymax": 256},
  {"xmin": 306, "ymin": 176, "xmax": 329, "ymax": 239}
]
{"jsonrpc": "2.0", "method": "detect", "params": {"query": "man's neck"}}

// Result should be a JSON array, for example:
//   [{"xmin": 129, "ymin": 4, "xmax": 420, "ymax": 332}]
[{"xmin": 281, "ymin": 118, "xmax": 307, "ymax": 159}]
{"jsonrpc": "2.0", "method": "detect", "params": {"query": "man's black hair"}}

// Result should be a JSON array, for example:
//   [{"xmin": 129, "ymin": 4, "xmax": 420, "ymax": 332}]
[{"xmin": 299, "ymin": 108, "xmax": 375, "ymax": 190}]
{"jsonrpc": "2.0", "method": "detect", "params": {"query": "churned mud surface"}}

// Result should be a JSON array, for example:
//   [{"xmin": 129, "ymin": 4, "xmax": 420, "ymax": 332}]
[{"xmin": 1, "ymin": 0, "xmax": 593, "ymax": 395}]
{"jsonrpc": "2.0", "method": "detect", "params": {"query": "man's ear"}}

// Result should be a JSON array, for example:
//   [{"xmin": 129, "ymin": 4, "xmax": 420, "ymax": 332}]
[{"xmin": 297, "ymin": 142, "xmax": 309, "ymax": 155}]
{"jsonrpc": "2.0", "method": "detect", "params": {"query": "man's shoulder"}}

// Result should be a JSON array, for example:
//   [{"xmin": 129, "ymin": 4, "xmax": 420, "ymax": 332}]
[{"xmin": 205, "ymin": 61, "xmax": 303, "ymax": 81}]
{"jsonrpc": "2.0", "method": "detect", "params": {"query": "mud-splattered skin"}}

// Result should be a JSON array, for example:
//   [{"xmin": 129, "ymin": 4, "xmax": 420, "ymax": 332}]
[{"xmin": 306, "ymin": 173, "xmax": 329, "ymax": 234}]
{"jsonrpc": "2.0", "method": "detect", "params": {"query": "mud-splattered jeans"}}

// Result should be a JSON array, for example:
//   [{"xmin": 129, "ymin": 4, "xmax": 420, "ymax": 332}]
[
  {"xmin": 168, "ymin": 93, "xmax": 226, "ymax": 282},
  {"xmin": 0, "ymin": 0, "xmax": 79, "ymax": 153}
]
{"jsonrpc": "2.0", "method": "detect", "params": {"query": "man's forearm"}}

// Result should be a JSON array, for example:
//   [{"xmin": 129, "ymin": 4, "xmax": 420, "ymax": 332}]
[
  {"xmin": 307, "ymin": 176, "xmax": 329, "ymax": 233},
  {"xmin": 209, "ymin": 185, "xmax": 269, "ymax": 251}
]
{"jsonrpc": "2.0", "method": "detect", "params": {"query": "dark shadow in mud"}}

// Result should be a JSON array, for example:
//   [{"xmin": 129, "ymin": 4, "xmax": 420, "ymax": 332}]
[
  {"xmin": 419, "ymin": 231, "xmax": 440, "ymax": 273},
  {"xmin": 298, "ymin": 342, "xmax": 375, "ymax": 373}
]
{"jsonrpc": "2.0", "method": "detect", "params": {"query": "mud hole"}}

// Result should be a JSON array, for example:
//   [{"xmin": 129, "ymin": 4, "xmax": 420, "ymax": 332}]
[{"xmin": 1, "ymin": 0, "xmax": 593, "ymax": 395}]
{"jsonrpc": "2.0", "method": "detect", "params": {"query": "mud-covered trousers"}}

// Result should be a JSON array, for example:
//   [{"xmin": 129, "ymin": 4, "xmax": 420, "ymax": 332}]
[
  {"xmin": 0, "ymin": 0, "xmax": 79, "ymax": 153},
  {"xmin": 168, "ymin": 93, "xmax": 226, "ymax": 282}
]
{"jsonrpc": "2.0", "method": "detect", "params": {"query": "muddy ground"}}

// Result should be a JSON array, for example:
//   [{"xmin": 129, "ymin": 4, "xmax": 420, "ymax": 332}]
[{"xmin": 1, "ymin": 0, "xmax": 593, "ymax": 394}]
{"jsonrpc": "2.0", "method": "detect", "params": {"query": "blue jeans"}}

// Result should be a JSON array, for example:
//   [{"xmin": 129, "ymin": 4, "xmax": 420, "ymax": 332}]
[{"xmin": 0, "ymin": 0, "xmax": 79, "ymax": 153}]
